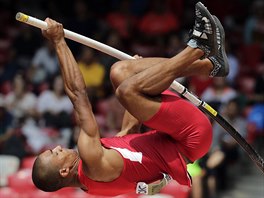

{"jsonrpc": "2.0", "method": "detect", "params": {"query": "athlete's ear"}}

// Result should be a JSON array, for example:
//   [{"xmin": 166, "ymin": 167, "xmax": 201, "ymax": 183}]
[{"xmin": 59, "ymin": 167, "xmax": 70, "ymax": 177}]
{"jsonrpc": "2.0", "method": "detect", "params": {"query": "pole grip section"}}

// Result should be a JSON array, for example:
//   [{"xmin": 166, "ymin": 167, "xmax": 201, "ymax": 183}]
[
  {"xmin": 171, "ymin": 80, "xmax": 202, "ymax": 106},
  {"xmin": 16, "ymin": 12, "xmax": 134, "ymax": 60},
  {"xmin": 16, "ymin": 12, "xmax": 47, "ymax": 29}
]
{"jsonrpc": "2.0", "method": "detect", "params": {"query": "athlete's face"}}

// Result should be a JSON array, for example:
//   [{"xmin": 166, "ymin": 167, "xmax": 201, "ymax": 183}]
[{"xmin": 39, "ymin": 146, "xmax": 79, "ymax": 169}]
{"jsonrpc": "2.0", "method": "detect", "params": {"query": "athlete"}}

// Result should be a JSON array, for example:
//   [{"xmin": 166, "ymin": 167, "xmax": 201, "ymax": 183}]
[{"xmin": 32, "ymin": 2, "xmax": 229, "ymax": 196}]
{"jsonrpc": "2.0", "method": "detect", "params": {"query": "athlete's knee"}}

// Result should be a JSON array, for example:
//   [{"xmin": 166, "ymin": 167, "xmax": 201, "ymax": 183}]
[
  {"xmin": 115, "ymin": 79, "xmax": 137, "ymax": 102},
  {"xmin": 110, "ymin": 60, "xmax": 130, "ymax": 89}
]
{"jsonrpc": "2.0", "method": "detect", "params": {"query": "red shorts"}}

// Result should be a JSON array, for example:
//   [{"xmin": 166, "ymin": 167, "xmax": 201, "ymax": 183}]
[{"xmin": 144, "ymin": 90, "xmax": 212, "ymax": 162}]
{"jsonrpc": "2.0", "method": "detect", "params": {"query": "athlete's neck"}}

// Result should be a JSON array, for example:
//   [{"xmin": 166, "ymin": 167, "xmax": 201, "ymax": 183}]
[{"xmin": 68, "ymin": 157, "xmax": 87, "ymax": 190}]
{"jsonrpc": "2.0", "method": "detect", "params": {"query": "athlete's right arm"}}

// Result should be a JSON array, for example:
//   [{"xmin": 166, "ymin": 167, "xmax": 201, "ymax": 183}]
[{"xmin": 42, "ymin": 18, "xmax": 105, "ymax": 168}]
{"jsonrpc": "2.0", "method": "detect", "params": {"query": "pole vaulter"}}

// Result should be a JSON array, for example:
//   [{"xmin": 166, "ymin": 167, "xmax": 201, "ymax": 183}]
[{"xmin": 16, "ymin": 12, "xmax": 264, "ymax": 174}]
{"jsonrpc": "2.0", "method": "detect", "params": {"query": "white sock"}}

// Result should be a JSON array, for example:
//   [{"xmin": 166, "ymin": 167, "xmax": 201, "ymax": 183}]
[{"xmin": 187, "ymin": 39, "xmax": 198, "ymax": 48}]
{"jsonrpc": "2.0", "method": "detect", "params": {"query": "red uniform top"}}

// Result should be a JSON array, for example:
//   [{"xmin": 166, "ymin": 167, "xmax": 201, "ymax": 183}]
[
  {"xmin": 78, "ymin": 90, "xmax": 212, "ymax": 196},
  {"xmin": 78, "ymin": 131, "xmax": 190, "ymax": 196}
]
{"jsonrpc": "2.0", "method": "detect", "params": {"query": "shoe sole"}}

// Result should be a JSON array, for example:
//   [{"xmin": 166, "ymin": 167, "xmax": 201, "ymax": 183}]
[
  {"xmin": 213, "ymin": 16, "xmax": 230, "ymax": 76},
  {"xmin": 196, "ymin": 2, "xmax": 217, "ymax": 57}
]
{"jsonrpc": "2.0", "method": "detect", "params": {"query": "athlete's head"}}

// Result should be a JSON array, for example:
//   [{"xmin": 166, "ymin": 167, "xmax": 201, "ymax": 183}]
[{"xmin": 32, "ymin": 145, "xmax": 79, "ymax": 192}]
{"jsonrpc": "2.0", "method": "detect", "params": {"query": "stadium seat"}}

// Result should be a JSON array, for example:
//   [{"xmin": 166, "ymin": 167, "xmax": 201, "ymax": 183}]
[
  {"xmin": 29, "ymin": 190, "xmax": 53, "ymax": 198},
  {"xmin": 55, "ymin": 187, "xmax": 76, "ymax": 197},
  {"xmin": 0, "ymin": 155, "xmax": 20, "ymax": 187},
  {"xmin": 8, "ymin": 168, "xmax": 35, "ymax": 193},
  {"xmin": 29, "ymin": 190, "xmax": 69, "ymax": 198},
  {"xmin": 0, "ymin": 187, "xmax": 20, "ymax": 198},
  {"xmin": 68, "ymin": 189, "xmax": 89, "ymax": 198},
  {"xmin": 160, "ymin": 181, "xmax": 190, "ymax": 198},
  {"xmin": 21, "ymin": 156, "xmax": 36, "ymax": 169}
]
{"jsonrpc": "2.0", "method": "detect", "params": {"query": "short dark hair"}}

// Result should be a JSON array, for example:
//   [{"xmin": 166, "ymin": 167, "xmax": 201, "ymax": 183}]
[{"xmin": 32, "ymin": 156, "xmax": 63, "ymax": 192}]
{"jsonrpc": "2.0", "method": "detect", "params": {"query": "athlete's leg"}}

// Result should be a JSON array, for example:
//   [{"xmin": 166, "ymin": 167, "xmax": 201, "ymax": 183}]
[
  {"xmin": 110, "ymin": 57, "xmax": 167, "ymax": 90},
  {"xmin": 110, "ymin": 57, "xmax": 212, "ymax": 90},
  {"xmin": 179, "ymin": 58, "xmax": 213, "ymax": 76},
  {"xmin": 116, "ymin": 47, "xmax": 204, "ymax": 121}
]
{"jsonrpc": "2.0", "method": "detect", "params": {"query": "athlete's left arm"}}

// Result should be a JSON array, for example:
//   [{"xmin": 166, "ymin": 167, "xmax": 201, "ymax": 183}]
[{"xmin": 116, "ymin": 110, "xmax": 142, "ymax": 136}]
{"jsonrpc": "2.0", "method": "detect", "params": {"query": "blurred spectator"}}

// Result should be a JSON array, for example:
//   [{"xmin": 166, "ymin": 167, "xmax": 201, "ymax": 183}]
[
  {"xmin": 65, "ymin": 0, "xmax": 99, "ymax": 55},
  {"xmin": 166, "ymin": 0, "xmax": 184, "ymax": 19},
  {"xmin": 35, "ymin": 75, "xmax": 73, "ymax": 149},
  {"xmin": 0, "ymin": 94, "xmax": 14, "ymax": 148},
  {"xmin": 99, "ymin": 31, "xmax": 123, "ymax": 97},
  {"xmin": 207, "ymin": 99, "xmax": 247, "ymax": 194},
  {"xmin": 0, "ymin": 50, "xmax": 22, "ymax": 89},
  {"xmin": 31, "ymin": 40, "xmax": 59, "ymax": 84},
  {"xmin": 20, "ymin": 117, "xmax": 52, "ymax": 154},
  {"xmin": 205, "ymin": 0, "xmax": 247, "ymax": 23},
  {"xmin": 12, "ymin": 25, "xmax": 41, "ymax": 68},
  {"xmin": 254, "ymin": 65, "xmax": 264, "ymax": 99},
  {"xmin": 36, "ymin": 75, "xmax": 73, "ymax": 130},
  {"xmin": 105, "ymin": 0, "xmax": 137, "ymax": 40},
  {"xmin": 225, "ymin": 42, "xmax": 240, "ymax": 86},
  {"xmin": 165, "ymin": 33, "xmax": 185, "ymax": 57},
  {"xmin": 78, "ymin": 48, "xmax": 105, "ymax": 87},
  {"xmin": 4, "ymin": 74, "xmax": 37, "ymax": 119},
  {"xmin": 130, "ymin": 37, "xmax": 165, "ymax": 57},
  {"xmin": 138, "ymin": 0, "xmax": 180, "ymax": 37},
  {"xmin": 213, "ymin": 99, "xmax": 247, "ymax": 153},
  {"xmin": 201, "ymin": 78, "xmax": 238, "ymax": 110},
  {"xmin": 69, "ymin": 0, "xmax": 98, "ymax": 37},
  {"xmin": 96, "ymin": 95, "xmax": 125, "ymax": 137},
  {"xmin": 200, "ymin": 150, "xmax": 225, "ymax": 198},
  {"xmin": 78, "ymin": 47, "xmax": 106, "ymax": 99},
  {"xmin": 248, "ymin": 64, "xmax": 264, "ymax": 104},
  {"xmin": 0, "ymin": 39, "xmax": 10, "ymax": 70},
  {"xmin": 246, "ymin": 64, "xmax": 264, "ymax": 151},
  {"xmin": 132, "ymin": 0, "xmax": 181, "ymax": 58},
  {"xmin": 188, "ymin": 76, "xmax": 213, "ymax": 98},
  {"xmin": 187, "ymin": 161, "xmax": 204, "ymax": 198},
  {"xmin": 244, "ymin": 0, "xmax": 264, "ymax": 46},
  {"xmin": 246, "ymin": 103, "xmax": 264, "ymax": 160},
  {"xmin": 129, "ymin": 0, "xmax": 149, "ymax": 16},
  {"xmin": 0, "ymin": 96, "xmax": 28, "ymax": 159}
]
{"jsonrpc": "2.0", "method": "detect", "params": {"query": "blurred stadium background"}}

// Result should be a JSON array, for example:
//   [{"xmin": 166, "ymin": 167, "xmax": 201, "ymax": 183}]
[{"xmin": 0, "ymin": 0, "xmax": 263, "ymax": 197}]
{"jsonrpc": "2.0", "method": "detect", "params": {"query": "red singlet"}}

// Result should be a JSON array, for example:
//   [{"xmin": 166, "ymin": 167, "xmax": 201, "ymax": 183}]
[{"xmin": 78, "ymin": 90, "xmax": 212, "ymax": 196}]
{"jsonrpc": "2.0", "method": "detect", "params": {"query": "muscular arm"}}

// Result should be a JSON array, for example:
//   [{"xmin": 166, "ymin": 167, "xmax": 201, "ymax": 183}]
[
  {"xmin": 55, "ymin": 40, "xmax": 103, "ymax": 160},
  {"xmin": 42, "ymin": 19, "xmax": 125, "ymax": 181},
  {"xmin": 41, "ymin": 19, "xmax": 119, "ymax": 176}
]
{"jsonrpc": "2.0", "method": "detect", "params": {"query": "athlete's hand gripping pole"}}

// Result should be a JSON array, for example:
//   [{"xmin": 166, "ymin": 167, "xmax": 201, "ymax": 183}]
[{"xmin": 16, "ymin": 12, "xmax": 264, "ymax": 174}]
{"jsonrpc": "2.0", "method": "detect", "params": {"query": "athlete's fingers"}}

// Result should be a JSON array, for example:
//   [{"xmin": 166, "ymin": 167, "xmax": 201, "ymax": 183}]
[{"xmin": 133, "ymin": 55, "xmax": 143, "ymax": 59}]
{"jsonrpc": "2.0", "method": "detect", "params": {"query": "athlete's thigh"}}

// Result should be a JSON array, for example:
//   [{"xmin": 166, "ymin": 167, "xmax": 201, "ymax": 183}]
[
  {"xmin": 118, "ymin": 88, "xmax": 162, "ymax": 122},
  {"xmin": 114, "ymin": 58, "xmax": 168, "ymax": 121},
  {"xmin": 124, "ymin": 57, "xmax": 168, "ymax": 74},
  {"xmin": 143, "ymin": 90, "xmax": 212, "ymax": 161},
  {"xmin": 111, "ymin": 57, "xmax": 168, "ymax": 91}
]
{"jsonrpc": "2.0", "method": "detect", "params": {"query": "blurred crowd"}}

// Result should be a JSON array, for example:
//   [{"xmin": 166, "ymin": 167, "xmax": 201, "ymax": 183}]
[{"xmin": 0, "ymin": 0, "xmax": 263, "ymax": 198}]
